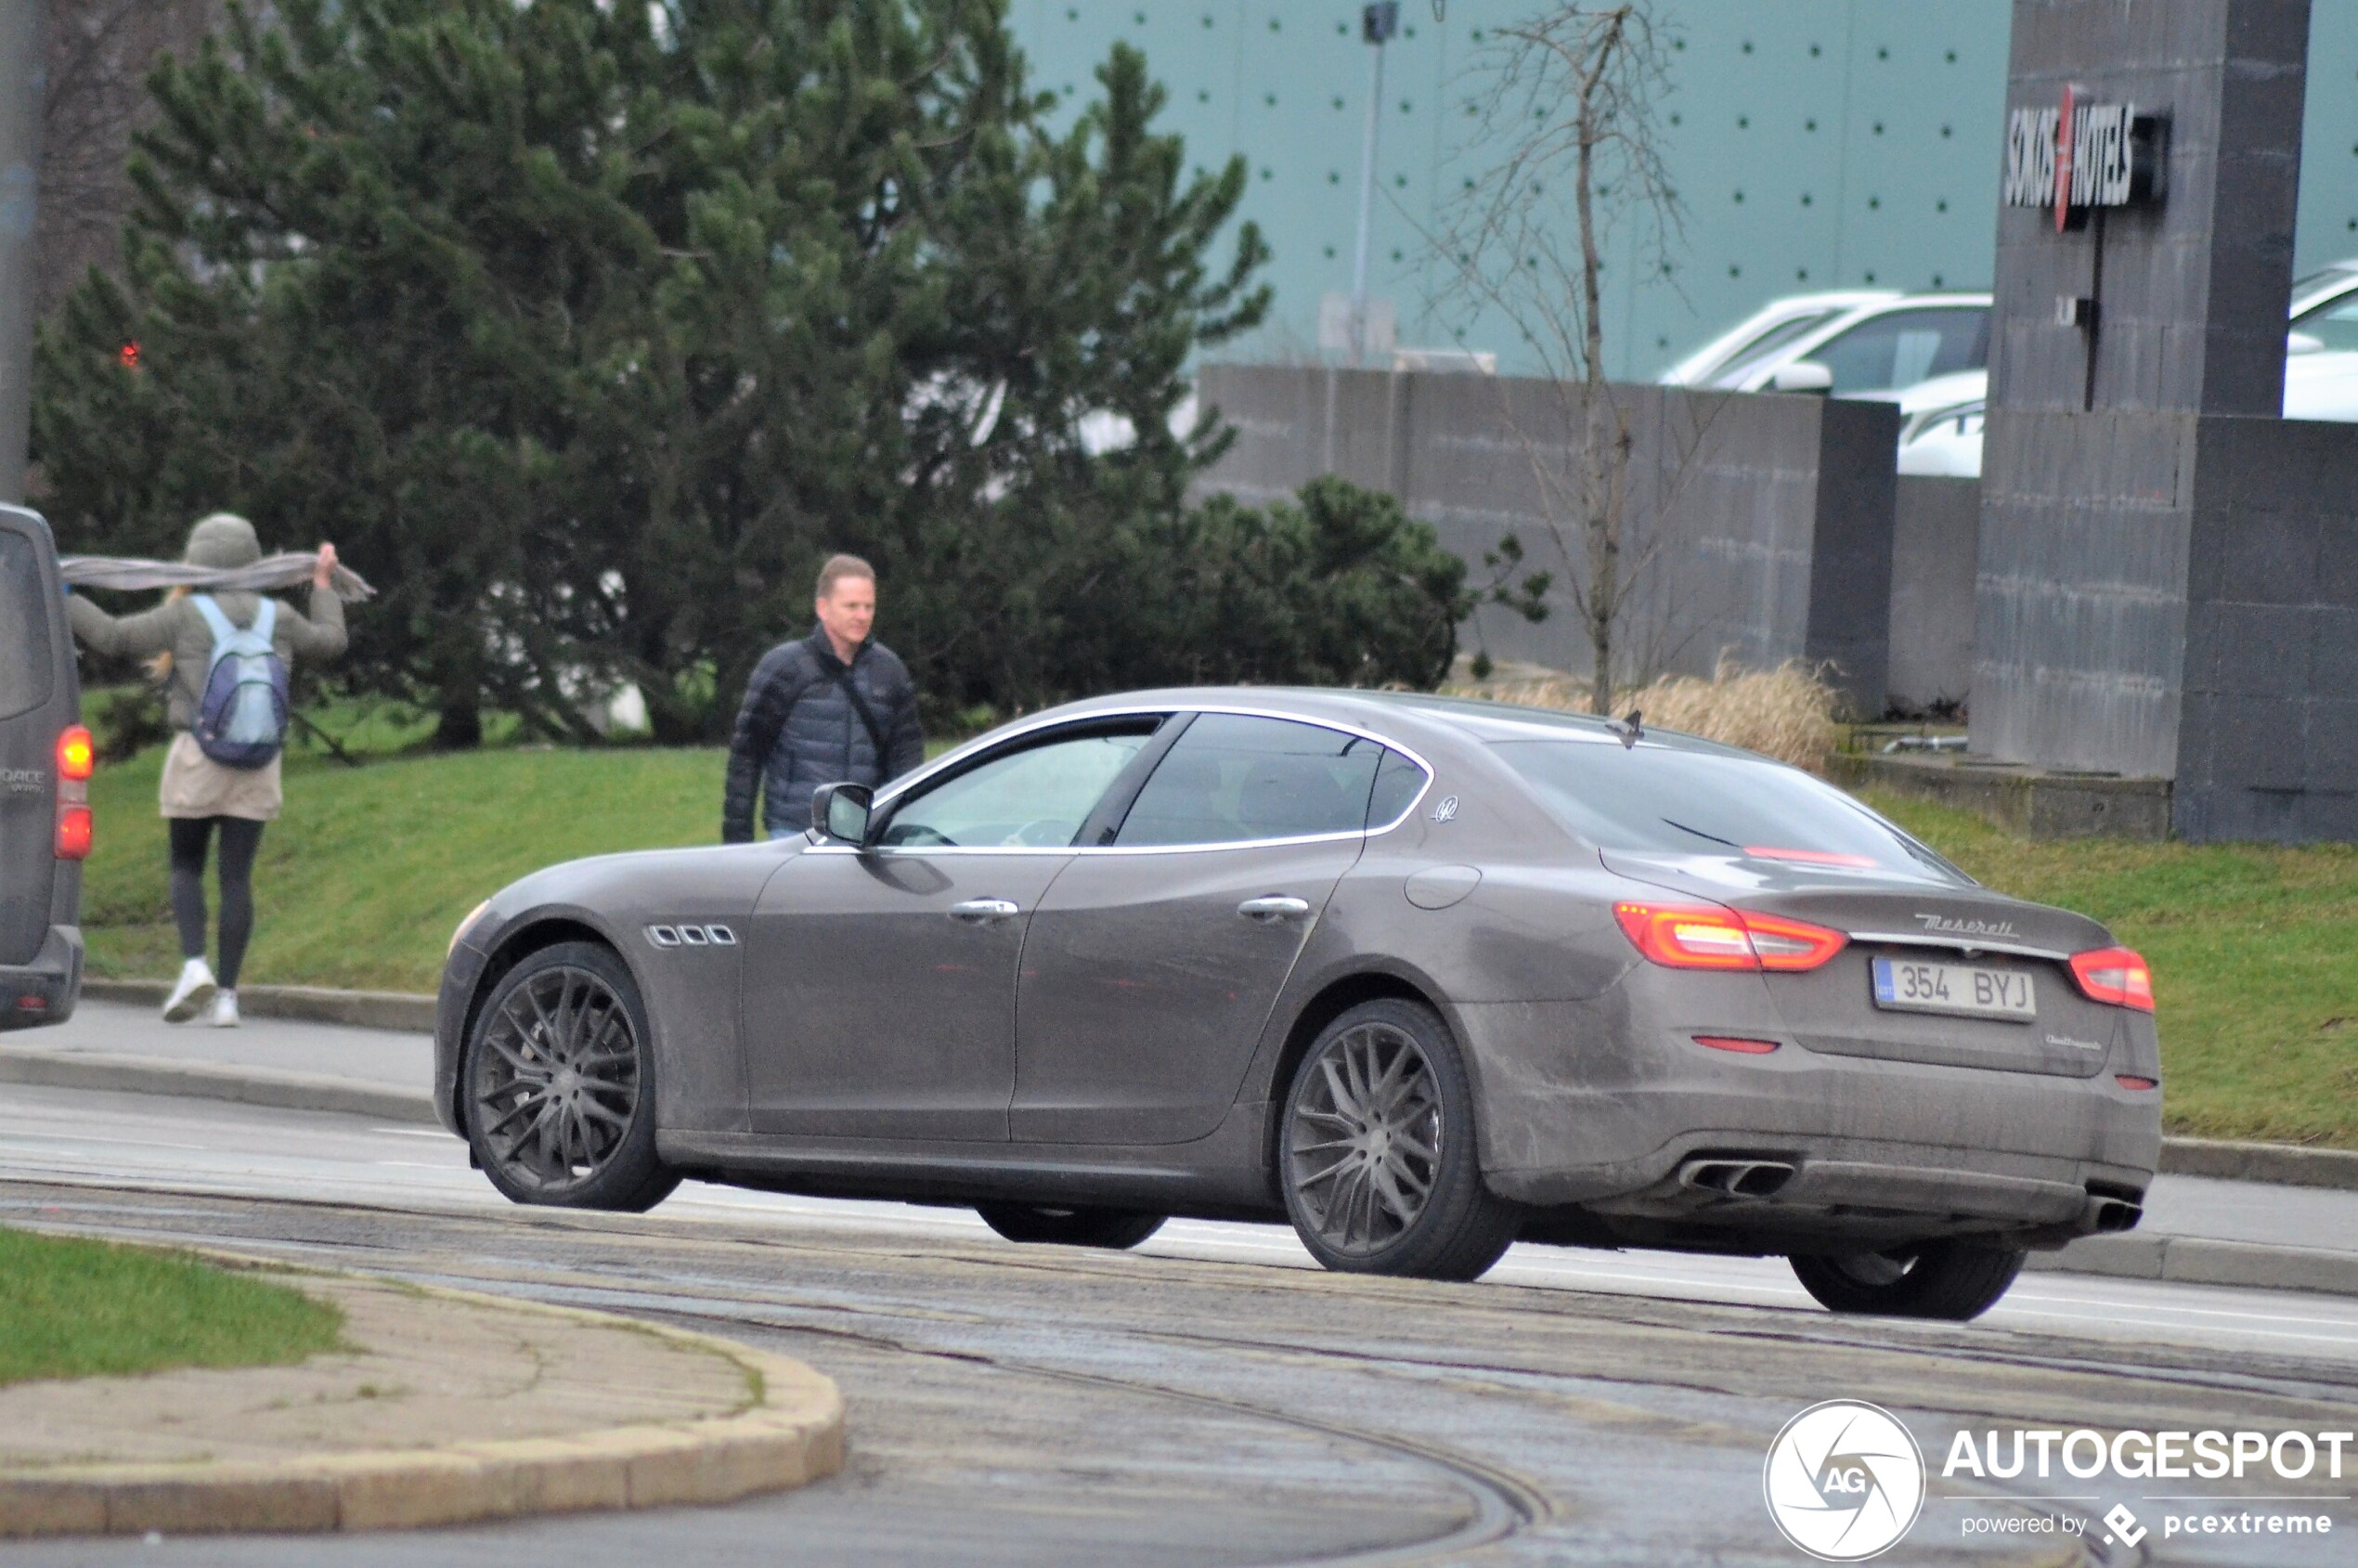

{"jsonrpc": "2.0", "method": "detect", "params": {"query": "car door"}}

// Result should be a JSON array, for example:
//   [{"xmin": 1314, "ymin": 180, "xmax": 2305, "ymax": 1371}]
[
  {"xmin": 740, "ymin": 717, "xmax": 1164, "ymax": 1141},
  {"xmin": 0, "ymin": 507, "xmax": 78, "ymax": 987},
  {"xmin": 1011, "ymin": 712, "xmax": 1386, "ymax": 1146}
]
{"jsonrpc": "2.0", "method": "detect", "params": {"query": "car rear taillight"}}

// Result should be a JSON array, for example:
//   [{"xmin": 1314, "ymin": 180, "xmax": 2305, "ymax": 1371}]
[
  {"xmin": 55, "ymin": 725, "xmax": 94, "ymax": 861},
  {"xmin": 2069, "ymin": 946, "xmax": 2154, "ymax": 1012},
  {"xmin": 55, "ymin": 806, "xmax": 92, "ymax": 860},
  {"xmin": 57, "ymin": 727, "xmax": 94, "ymax": 781},
  {"xmin": 1613, "ymin": 902, "xmax": 1848, "ymax": 973},
  {"xmin": 2115, "ymin": 1074, "xmax": 2158, "ymax": 1092}
]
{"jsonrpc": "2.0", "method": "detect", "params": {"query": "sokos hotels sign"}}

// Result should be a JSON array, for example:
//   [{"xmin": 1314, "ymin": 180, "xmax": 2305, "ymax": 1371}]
[{"xmin": 2003, "ymin": 85, "xmax": 2166, "ymax": 230}]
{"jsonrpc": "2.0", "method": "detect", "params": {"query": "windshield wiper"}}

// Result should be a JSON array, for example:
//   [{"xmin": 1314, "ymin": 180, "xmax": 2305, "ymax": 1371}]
[{"xmin": 1661, "ymin": 817, "xmax": 1742, "ymax": 850}]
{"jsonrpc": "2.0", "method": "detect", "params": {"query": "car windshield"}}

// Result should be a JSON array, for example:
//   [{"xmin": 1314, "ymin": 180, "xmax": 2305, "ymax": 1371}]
[
  {"xmin": 1701, "ymin": 311, "xmax": 1846, "ymax": 385},
  {"xmin": 1806, "ymin": 306, "xmax": 1989, "ymax": 393},
  {"xmin": 1490, "ymin": 738, "xmax": 1967, "ymax": 883},
  {"xmin": 2291, "ymin": 289, "xmax": 2358, "ymax": 353}
]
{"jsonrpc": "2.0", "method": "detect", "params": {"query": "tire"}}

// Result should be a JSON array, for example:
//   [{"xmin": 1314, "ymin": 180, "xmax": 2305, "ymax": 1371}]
[
  {"xmin": 1789, "ymin": 1240, "xmax": 2027, "ymax": 1321},
  {"xmin": 464, "ymin": 940, "xmax": 680, "ymax": 1213},
  {"xmin": 976, "ymin": 1203, "xmax": 1165, "ymax": 1250},
  {"xmin": 1278, "ymin": 998, "xmax": 1520, "ymax": 1282}
]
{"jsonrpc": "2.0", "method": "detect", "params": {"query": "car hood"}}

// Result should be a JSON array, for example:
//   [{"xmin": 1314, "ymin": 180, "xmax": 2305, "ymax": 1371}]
[{"xmin": 1599, "ymin": 849, "xmax": 2111, "ymax": 958}]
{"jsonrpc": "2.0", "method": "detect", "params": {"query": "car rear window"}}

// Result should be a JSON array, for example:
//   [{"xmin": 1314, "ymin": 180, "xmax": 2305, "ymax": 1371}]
[
  {"xmin": 0, "ymin": 530, "xmax": 56, "ymax": 722},
  {"xmin": 1490, "ymin": 738, "xmax": 1967, "ymax": 883}
]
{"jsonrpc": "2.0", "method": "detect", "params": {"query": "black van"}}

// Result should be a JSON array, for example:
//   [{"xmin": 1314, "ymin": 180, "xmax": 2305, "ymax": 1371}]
[{"xmin": 0, "ymin": 503, "xmax": 85, "ymax": 1029}]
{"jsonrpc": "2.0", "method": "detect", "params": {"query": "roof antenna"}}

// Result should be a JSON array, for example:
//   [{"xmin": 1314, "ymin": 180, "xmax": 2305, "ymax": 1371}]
[{"xmin": 1611, "ymin": 709, "xmax": 1643, "ymax": 748}]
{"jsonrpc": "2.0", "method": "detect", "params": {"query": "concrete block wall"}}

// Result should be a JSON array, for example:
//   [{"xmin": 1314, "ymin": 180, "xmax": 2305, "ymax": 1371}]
[
  {"xmin": 1888, "ymin": 477, "xmax": 1982, "ymax": 713},
  {"xmin": 1195, "ymin": 365, "xmax": 1898, "ymax": 715},
  {"xmin": 2174, "ymin": 415, "xmax": 2358, "ymax": 839}
]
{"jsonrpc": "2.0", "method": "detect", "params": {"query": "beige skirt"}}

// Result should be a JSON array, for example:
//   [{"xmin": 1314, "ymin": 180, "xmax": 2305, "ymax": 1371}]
[{"xmin": 158, "ymin": 732, "xmax": 283, "ymax": 821}]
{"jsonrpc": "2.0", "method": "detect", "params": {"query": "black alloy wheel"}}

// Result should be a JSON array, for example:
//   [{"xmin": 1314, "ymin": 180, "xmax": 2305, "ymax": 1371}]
[
  {"xmin": 1279, "ymin": 999, "xmax": 1521, "ymax": 1281},
  {"xmin": 1789, "ymin": 1239, "xmax": 2028, "ymax": 1320},
  {"xmin": 465, "ymin": 941, "xmax": 679, "ymax": 1212},
  {"xmin": 975, "ymin": 1203, "xmax": 1166, "ymax": 1250}
]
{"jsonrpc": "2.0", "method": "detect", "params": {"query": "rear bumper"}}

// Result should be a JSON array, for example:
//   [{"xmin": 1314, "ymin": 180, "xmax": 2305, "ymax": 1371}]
[
  {"xmin": 1457, "ymin": 984, "xmax": 2162, "ymax": 1246},
  {"xmin": 0, "ymin": 926, "xmax": 84, "ymax": 1031}
]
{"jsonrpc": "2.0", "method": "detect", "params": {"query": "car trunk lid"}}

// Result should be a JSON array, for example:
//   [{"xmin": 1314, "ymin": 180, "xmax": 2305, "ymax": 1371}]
[{"xmin": 1603, "ymin": 849, "xmax": 2122, "ymax": 1078}]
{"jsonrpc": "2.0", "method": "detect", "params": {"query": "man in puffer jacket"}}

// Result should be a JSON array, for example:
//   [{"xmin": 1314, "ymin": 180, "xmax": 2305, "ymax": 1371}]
[{"xmin": 721, "ymin": 554, "xmax": 925, "ymax": 842}]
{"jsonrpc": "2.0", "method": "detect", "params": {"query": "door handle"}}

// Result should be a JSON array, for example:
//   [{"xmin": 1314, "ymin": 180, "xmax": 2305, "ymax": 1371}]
[
  {"xmin": 949, "ymin": 898, "xmax": 1022, "ymax": 923},
  {"xmin": 1237, "ymin": 895, "xmax": 1312, "ymax": 923}
]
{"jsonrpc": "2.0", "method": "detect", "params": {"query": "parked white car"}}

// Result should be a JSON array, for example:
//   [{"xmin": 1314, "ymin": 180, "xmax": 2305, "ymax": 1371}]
[
  {"xmin": 1656, "ymin": 291, "xmax": 1896, "ymax": 388},
  {"xmin": 1889, "ymin": 347, "xmax": 2358, "ymax": 478},
  {"xmin": 1663, "ymin": 293, "xmax": 1991, "ymax": 396}
]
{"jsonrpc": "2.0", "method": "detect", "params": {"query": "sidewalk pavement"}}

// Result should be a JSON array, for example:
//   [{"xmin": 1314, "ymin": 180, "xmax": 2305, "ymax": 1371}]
[
  {"xmin": 12, "ymin": 1000, "xmax": 2358, "ymax": 1299},
  {"xmin": 0, "ymin": 1259, "xmax": 843, "ymax": 1537}
]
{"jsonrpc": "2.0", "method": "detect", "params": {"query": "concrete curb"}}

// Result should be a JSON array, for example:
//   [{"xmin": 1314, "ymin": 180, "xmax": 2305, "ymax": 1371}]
[
  {"xmin": 2027, "ymin": 1233, "xmax": 2358, "ymax": 1297},
  {"xmin": 81, "ymin": 978, "xmax": 436, "ymax": 1034},
  {"xmin": 0, "ymin": 1045, "xmax": 437, "ymax": 1126},
  {"xmin": 2157, "ymin": 1136, "xmax": 2358, "ymax": 1191},
  {"xmin": 0, "ymin": 1266, "xmax": 844, "ymax": 1538}
]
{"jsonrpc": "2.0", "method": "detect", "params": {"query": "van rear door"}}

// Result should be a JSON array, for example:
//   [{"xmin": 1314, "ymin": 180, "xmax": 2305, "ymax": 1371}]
[{"xmin": 0, "ymin": 504, "xmax": 84, "ymax": 1027}]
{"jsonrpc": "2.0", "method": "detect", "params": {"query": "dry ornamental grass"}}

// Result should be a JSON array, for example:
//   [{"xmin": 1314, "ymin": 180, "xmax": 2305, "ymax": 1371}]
[{"xmin": 1442, "ymin": 657, "xmax": 1842, "ymax": 772}]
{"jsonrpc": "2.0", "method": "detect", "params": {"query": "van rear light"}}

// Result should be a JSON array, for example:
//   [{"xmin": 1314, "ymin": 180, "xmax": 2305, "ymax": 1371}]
[
  {"xmin": 57, "ymin": 726, "xmax": 94, "ymax": 782},
  {"xmin": 1614, "ymin": 902, "xmax": 1848, "ymax": 973},
  {"xmin": 2069, "ymin": 946, "xmax": 2155, "ymax": 1012},
  {"xmin": 2115, "ymin": 1074, "xmax": 2158, "ymax": 1091},
  {"xmin": 56, "ymin": 805, "xmax": 93, "ymax": 860}
]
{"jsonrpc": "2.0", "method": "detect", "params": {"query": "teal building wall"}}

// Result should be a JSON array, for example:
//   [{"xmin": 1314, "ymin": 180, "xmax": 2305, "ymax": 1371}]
[{"xmin": 1008, "ymin": 1, "xmax": 2358, "ymax": 378}]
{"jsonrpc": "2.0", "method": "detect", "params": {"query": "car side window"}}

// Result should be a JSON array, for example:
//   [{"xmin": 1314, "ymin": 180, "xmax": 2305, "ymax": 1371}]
[
  {"xmin": 1808, "ymin": 307, "xmax": 1988, "ymax": 393},
  {"xmin": 1367, "ymin": 748, "xmax": 1428, "ymax": 829},
  {"xmin": 879, "ymin": 726, "xmax": 1156, "ymax": 849},
  {"xmin": 1114, "ymin": 715, "xmax": 1382, "ymax": 847}
]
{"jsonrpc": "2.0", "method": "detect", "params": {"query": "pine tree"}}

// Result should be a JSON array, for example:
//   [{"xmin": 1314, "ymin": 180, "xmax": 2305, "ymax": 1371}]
[{"xmin": 36, "ymin": 1, "xmax": 1467, "ymax": 742}]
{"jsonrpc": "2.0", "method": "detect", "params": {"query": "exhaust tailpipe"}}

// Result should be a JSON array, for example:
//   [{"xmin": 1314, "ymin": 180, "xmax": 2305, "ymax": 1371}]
[{"xmin": 1678, "ymin": 1158, "xmax": 1797, "ymax": 1199}]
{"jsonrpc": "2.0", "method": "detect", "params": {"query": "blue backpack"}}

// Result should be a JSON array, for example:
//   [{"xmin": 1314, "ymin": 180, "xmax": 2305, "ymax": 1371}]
[{"xmin": 188, "ymin": 595, "xmax": 291, "ymax": 769}]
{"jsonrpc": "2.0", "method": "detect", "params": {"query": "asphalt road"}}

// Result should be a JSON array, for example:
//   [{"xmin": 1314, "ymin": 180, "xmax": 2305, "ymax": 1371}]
[{"xmin": 1, "ymin": 1083, "xmax": 2353, "ymax": 1566}]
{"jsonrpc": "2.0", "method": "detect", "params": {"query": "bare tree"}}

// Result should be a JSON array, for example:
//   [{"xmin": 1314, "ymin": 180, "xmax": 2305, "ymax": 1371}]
[
  {"xmin": 1432, "ymin": 5, "xmax": 1685, "ymax": 717},
  {"xmin": 38, "ymin": 0, "xmax": 219, "ymax": 314}
]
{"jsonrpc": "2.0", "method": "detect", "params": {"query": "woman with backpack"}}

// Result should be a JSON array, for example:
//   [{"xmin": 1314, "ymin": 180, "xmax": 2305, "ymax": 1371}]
[{"xmin": 66, "ymin": 513, "xmax": 348, "ymax": 1027}]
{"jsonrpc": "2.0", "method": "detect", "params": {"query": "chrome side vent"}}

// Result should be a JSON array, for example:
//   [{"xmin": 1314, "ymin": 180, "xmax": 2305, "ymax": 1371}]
[{"xmin": 647, "ymin": 924, "xmax": 735, "ymax": 950}]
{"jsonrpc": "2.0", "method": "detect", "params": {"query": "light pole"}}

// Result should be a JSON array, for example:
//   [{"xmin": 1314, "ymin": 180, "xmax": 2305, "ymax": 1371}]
[
  {"xmin": 0, "ymin": 0, "xmax": 45, "ymax": 504},
  {"xmin": 1349, "ymin": 2, "xmax": 1398, "ymax": 368}
]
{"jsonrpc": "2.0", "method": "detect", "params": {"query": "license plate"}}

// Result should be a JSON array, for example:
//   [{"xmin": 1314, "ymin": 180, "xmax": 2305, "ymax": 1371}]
[{"xmin": 1871, "ymin": 956, "xmax": 2036, "ymax": 1020}]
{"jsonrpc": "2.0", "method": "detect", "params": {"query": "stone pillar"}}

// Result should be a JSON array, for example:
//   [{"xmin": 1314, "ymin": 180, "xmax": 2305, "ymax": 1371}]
[{"xmin": 1973, "ymin": 0, "xmax": 2358, "ymax": 841}]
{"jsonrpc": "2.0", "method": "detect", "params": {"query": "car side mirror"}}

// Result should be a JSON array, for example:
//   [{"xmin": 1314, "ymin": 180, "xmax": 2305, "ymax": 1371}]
[
  {"xmin": 1768, "ymin": 361, "xmax": 1834, "ymax": 395},
  {"xmin": 810, "ymin": 782, "xmax": 874, "ymax": 846}
]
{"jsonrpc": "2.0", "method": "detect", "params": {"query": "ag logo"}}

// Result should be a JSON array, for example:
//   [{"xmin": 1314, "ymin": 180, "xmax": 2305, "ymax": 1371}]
[
  {"xmin": 1762, "ymin": 1400, "xmax": 1925, "ymax": 1561},
  {"xmin": 1430, "ymin": 795, "xmax": 1459, "ymax": 824}
]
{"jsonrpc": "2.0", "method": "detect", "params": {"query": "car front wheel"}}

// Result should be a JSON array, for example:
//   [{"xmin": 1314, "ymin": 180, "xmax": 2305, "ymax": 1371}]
[
  {"xmin": 1278, "ymin": 999, "xmax": 1520, "ymax": 1281},
  {"xmin": 1789, "ymin": 1240, "xmax": 2027, "ymax": 1320},
  {"xmin": 465, "ymin": 941, "xmax": 679, "ymax": 1212}
]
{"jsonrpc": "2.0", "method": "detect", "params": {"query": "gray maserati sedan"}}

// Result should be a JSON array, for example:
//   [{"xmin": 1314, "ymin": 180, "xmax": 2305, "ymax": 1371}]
[{"xmin": 435, "ymin": 689, "xmax": 2162, "ymax": 1319}]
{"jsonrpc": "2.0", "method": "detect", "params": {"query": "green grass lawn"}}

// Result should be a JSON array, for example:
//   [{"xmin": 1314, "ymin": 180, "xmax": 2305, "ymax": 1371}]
[
  {"xmin": 1862, "ymin": 790, "xmax": 2358, "ymax": 1150},
  {"xmin": 74, "ymin": 742, "xmax": 2358, "ymax": 1148},
  {"xmin": 0, "ymin": 1228, "xmax": 343, "ymax": 1386}
]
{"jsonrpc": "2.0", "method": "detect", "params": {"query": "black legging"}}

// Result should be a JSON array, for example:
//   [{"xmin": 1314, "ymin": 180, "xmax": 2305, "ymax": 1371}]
[{"xmin": 167, "ymin": 817, "xmax": 265, "ymax": 990}]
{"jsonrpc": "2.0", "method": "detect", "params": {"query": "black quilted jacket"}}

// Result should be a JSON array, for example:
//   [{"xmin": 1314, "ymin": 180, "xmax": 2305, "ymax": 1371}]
[{"xmin": 721, "ymin": 628, "xmax": 925, "ymax": 842}]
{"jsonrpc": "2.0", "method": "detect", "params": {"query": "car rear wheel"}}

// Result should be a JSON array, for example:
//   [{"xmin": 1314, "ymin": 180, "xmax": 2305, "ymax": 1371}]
[
  {"xmin": 1279, "ymin": 999, "xmax": 1520, "ymax": 1281},
  {"xmin": 975, "ymin": 1204, "xmax": 1165, "ymax": 1250},
  {"xmin": 465, "ymin": 941, "xmax": 679, "ymax": 1212},
  {"xmin": 1789, "ymin": 1240, "xmax": 2027, "ymax": 1320}
]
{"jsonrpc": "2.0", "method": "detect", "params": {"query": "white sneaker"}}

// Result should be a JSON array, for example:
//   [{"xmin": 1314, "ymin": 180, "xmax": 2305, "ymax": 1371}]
[
  {"xmin": 162, "ymin": 959, "xmax": 216, "ymax": 1024},
  {"xmin": 207, "ymin": 991, "xmax": 240, "ymax": 1029}
]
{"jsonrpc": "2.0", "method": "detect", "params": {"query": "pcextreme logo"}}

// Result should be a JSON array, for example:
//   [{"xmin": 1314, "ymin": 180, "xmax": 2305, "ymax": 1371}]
[{"xmin": 1763, "ymin": 1401, "xmax": 1927, "ymax": 1562}]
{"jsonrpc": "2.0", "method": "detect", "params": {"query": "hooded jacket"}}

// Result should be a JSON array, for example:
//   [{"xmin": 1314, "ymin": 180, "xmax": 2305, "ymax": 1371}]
[
  {"xmin": 721, "ymin": 627, "xmax": 924, "ymax": 842},
  {"xmin": 66, "ymin": 514, "xmax": 348, "ymax": 731}
]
